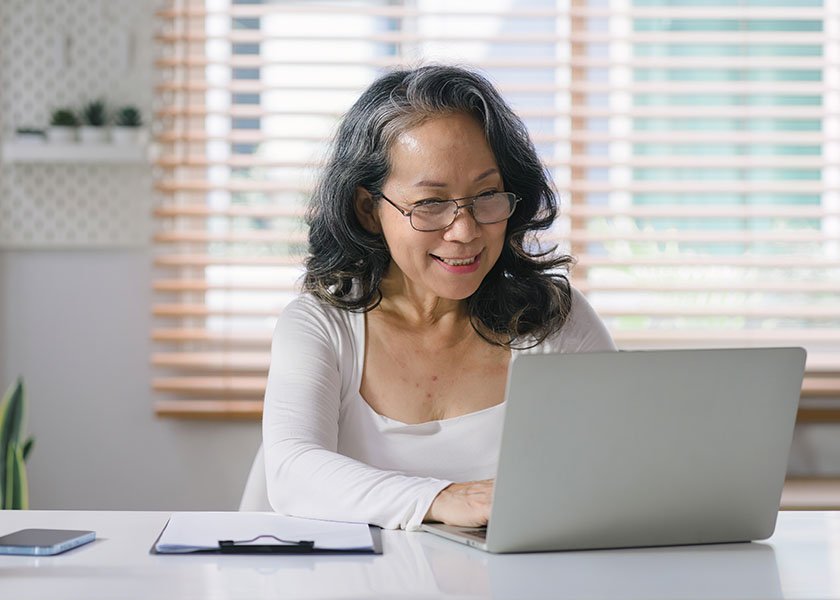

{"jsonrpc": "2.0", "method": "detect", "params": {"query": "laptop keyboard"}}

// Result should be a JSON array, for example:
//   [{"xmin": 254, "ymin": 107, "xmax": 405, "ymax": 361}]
[{"xmin": 459, "ymin": 527, "xmax": 487, "ymax": 540}]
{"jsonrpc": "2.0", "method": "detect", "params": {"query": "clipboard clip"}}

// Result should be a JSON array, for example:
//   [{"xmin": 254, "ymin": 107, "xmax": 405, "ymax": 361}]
[{"xmin": 218, "ymin": 534, "xmax": 316, "ymax": 554}]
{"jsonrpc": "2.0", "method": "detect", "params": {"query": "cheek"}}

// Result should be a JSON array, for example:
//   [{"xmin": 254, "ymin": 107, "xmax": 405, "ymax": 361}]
[
  {"xmin": 379, "ymin": 220, "xmax": 432, "ymax": 262},
  {"xmin": 377, "ymin": 211, "xmax": 402, "ymax": 248},
  {"xmin": 487, "ymin": 224, "xmax": 508, "ymax": 254}
]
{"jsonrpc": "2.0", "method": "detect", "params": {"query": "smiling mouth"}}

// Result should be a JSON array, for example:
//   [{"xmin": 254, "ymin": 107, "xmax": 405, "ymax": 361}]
[{"xmin": 433, "ymin": 254, "xmax": 479, "ymax": 266}]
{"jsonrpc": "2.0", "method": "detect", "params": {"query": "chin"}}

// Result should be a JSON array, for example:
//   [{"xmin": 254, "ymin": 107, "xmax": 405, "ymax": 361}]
[
  {"xmin": 435, "ymin": 280, "xmax": 484, "ymax": 301},
  {"xmin": 447, "ymin": 290, "xmax": 477, "ymax": 301}
]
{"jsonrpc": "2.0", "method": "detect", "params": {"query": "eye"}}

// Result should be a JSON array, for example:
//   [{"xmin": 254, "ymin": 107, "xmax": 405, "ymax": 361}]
[
  {"xmin": 413, "ymin": 197, "xmax": 445, "ymax": 207},
  {"xmin": 412, "ymin": 201, "xmax": 452, "ymax": 216}
]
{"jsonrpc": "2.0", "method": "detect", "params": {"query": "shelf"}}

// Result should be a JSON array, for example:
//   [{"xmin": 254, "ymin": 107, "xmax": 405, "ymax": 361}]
[
  {"xmin": 1, "ymin": 140, "xmax": 148, "ymax": 164},
  {"xmin": 781, "ymin": 478, "xmax": 840, "ymax": 510}
]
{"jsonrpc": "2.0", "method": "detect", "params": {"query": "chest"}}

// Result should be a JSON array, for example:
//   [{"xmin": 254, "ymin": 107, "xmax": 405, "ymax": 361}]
[{"xmin": 359, "ymin": 321, "xmax": 510, "ymax": 424}]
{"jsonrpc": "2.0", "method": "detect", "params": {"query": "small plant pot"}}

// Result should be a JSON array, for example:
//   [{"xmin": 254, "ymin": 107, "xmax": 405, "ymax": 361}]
[
  {"xmin": 15, "ymin": 132, "xmax": 45, "ymax": 144},
  {"xmin": 79, "ymin": 126, "xmax": 109, "ymax": 144},
  {"xmin": 46, "ymin": 126, "xmax": 77, "ymax": 144},
  {"xmin": 111, "ymin": 126, "xmax": 141, "ymax": 145}
]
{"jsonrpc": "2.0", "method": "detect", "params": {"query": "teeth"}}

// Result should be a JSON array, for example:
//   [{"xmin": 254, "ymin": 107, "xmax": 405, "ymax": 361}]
[{"xmin": 440, "ymin": 256, "xmax": 476, "ymax": 266}]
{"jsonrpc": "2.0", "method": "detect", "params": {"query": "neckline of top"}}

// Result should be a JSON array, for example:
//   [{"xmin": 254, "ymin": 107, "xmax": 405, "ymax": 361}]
[{"xmin": 352, "ymin": 308, "xmax": 511, "ymax": 428}]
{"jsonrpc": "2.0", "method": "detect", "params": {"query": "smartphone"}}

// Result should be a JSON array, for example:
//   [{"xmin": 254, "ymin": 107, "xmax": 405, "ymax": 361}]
[{"xmin": 0, "ymin": 528, "xmax": 96, "ymax": 555}]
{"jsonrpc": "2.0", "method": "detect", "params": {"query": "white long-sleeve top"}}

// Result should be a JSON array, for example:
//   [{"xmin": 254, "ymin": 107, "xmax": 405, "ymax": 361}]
[{"xmin": 262, "ymin": 286, "xmax": 616, "ymax": 530}]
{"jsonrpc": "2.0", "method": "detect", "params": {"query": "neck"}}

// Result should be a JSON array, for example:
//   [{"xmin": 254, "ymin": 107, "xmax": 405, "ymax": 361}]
[{"xmin": 377, "ymin": 269, "xmax": 469, "ymax": 331}]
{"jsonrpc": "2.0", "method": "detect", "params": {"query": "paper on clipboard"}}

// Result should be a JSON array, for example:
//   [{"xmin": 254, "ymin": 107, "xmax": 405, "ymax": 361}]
[{"xmin": 154, "ymin": 512, "xmax": 375, "ymax": 553}]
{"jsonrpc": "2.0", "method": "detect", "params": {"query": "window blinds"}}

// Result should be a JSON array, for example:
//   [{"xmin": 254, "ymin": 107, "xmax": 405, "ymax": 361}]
[{"xmin": 154, "ymin": 0, "xmax": 840, "ymax": 419}]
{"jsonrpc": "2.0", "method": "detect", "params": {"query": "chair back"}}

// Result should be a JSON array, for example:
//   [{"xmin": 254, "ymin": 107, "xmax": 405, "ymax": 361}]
[{"xmin": 239, "ymin": 444, "xmax": 272, "ymax": 511}]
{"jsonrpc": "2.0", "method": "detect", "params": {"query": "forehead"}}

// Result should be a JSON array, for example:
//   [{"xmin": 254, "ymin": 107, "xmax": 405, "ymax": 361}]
[{"xmin": 386, "ymin": 112, "xmax": 499, "ymax": 185}]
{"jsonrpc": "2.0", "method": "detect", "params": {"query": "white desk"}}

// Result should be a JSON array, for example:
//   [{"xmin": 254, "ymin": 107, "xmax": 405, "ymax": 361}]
[{"xmin": 1, "ymin": 510, "xmax": 839, "ymax": 599}]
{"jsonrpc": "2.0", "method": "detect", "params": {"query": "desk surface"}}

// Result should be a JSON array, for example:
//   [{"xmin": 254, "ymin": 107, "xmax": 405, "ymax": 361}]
[{"xmin": 1, "ymin": 510, "xmax": 839, "ymax": 599}]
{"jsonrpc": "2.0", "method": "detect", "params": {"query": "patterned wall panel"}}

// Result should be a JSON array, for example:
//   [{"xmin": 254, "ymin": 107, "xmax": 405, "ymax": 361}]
[{"xmin": 0, "ymin": 0, "xmax": 155, "ymax": 247}]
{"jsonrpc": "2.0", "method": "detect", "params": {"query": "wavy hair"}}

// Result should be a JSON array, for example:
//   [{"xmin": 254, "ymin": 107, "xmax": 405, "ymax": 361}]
[{"xmin": 303, "ymin": 65, "xmax": 573, "ymax": 347}]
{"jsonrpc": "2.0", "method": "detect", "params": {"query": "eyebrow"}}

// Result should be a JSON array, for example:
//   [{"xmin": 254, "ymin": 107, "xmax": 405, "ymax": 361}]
[{"xmin": 413, "ymin": 168, "xmax": 499, "ymax": 188}]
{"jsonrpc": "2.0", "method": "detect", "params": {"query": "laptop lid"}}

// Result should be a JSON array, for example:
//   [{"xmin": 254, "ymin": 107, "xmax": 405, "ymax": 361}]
[{"xmin": 484, "ymin": 347, "xmax": 805, "ymax": 553}]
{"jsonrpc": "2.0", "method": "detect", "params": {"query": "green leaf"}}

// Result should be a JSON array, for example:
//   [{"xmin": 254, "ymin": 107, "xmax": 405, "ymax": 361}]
[
  {"xmin": 4, "ymin": 445, "xmax": 12, "ymax": 509},
  {"xmin": 82, "ymin": 100, "xmax": 107, "ymax": 126},
  {"xmin": 0, "ymin": 378, "xmax": 26, "ymax": 508},
  {"xmin": 13, "ymin": 445, "xmax": 29, "ymax": 510},
  {"xmin": 22, "ymin": 437, "xmax": 34, "ymax": 462},
  {"xmin": 50, "ymin": 108, "xmax": 79, "ymax": 127},
  {"xmin": 5, "ymin": 443, "xmax": 29, "ymax": 510}
]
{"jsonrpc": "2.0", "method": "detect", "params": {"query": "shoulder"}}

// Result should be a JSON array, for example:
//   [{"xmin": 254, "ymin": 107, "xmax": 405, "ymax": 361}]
[
  {"xmin": 279, "ymin": 293, "xmax": 359, "ymax": 329},
  {"xmin": 273, "ymin": 293, "xmax": 362, "ymax": 358},
  {"xmin": 523, "ymin": 285, "xmax": 617, "ymax": 354}
]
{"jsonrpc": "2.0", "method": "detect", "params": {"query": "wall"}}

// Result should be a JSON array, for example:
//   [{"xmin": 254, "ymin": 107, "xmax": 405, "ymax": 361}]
[
  {"xmin": 0, "ymin": 0, "xmax": 261, "ymax": 510},
  {"xmin": 0, "ymin": 251, "xmax": 260, "ymax": 510}
]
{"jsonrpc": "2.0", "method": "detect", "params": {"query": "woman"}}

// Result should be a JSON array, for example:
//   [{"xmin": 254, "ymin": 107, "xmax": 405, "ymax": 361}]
[{"xmin": 263, "ymin": 65, "xmax": 615, "ymax": 530}]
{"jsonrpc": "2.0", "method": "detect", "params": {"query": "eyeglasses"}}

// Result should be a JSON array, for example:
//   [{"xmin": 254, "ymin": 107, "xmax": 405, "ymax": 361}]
[{"xmin": 377, "ymin": 191, "xmax": 520, "ymax": 232}]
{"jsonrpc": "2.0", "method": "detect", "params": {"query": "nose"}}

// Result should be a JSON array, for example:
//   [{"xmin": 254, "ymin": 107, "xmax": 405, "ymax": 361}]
[{"xmin": 443, "ymin": 201, "xmax": 480, "ymax": 242}]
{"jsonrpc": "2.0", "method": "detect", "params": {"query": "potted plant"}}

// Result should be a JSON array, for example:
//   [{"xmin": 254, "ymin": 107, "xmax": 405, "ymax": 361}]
[
  {"xmin": 47, "ymin": 108, "xmax": 79, "ymax": 144},
  {"xmin": 112, "ymin": 106, "xmax": 143, "ymax": 144},
  {"xmin": 1, "ymin": 378, "xmax": 34, "ymax": 510},
  {"xmin": 80, "ymin": 99, "xmax": 109, "ymax": 143},
  {"xmin": 14, "ymin": 127, "xmax": 46, "ymax": 144}
]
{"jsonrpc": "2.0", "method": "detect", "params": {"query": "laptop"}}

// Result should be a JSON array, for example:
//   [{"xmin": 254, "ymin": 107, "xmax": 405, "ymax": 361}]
[{"xmin": 421, "ymin": 347, "xmax": 806, "ymax": 553}]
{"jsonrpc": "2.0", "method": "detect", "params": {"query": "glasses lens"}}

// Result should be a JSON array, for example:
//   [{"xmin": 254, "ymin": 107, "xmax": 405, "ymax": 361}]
[
  {"xmin": 411, "ymin": 202, "xmax": 457, "ymax": 231},
  {"xmin": 473, "ymin": 193, "xmax": 515, "ymax": 223}
]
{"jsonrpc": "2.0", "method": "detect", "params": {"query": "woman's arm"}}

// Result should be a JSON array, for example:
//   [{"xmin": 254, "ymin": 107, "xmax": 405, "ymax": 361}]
[{"xmin": 262, "ymin": 296, "xmax": 451, "ymax": 530}]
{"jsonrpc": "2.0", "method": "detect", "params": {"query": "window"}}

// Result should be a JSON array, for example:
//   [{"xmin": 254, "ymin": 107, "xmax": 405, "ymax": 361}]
[{"xmin": 154, "ymin": 0, "xmax": 839, "ymax": 418}]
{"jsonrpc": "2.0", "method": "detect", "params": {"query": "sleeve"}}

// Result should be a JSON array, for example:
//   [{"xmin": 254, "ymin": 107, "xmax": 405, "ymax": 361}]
[
  {"xmin": 261, "ymin": 296, "xmax": 452, "ymax": 530},
  {"xmin": 544, "ymin": 286, "xmax": 618, "ymax": 353}
]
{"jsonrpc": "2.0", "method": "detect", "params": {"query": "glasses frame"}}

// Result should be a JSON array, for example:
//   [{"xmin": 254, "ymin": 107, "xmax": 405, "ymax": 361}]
[{"xmin": 376, "ymin": 191, "xmax": 521, "ymax": 232}]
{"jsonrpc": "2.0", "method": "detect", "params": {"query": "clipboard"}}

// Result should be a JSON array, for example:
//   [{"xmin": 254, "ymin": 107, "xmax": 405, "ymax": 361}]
[{"xmin": 149, "ymin": 512, "xmax": 383, "ymax": 555}]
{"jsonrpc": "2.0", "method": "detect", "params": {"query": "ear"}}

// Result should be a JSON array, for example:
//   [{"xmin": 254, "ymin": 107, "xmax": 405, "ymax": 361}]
[{"xmin": 354, "ymin": 187, "xmax": 382, "ymax": 234}]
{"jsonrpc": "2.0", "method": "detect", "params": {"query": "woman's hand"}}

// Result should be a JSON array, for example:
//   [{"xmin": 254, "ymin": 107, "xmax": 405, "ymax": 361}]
[{"xmin": 425, "ymin": 479, "xmax": 494, "ymax": 527}]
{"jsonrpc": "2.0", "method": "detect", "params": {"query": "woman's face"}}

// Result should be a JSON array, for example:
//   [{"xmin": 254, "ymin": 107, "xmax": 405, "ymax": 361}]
[{"xmin": 363, "ymin": 112, "xmax": 508, "ymax": 303}]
